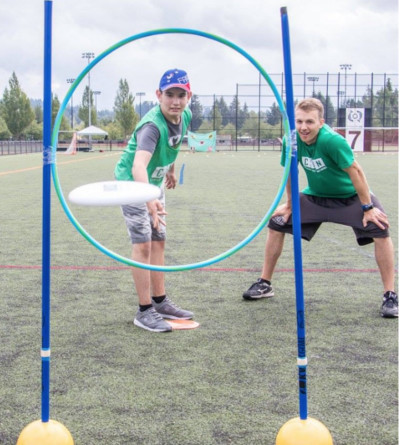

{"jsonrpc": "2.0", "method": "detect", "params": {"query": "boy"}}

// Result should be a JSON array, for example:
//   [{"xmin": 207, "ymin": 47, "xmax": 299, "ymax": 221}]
[{"xmin": 115, "ymin": 69, "xmax": 194, "ymax": 332}]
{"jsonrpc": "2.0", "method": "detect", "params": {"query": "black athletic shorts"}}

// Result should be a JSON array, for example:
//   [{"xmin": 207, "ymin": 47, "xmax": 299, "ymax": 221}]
[{"xmin": 268, "ymin": 193, "xmax": 390, "ymax": 246}]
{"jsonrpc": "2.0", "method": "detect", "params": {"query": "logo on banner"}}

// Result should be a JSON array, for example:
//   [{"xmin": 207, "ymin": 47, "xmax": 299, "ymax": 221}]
[{"xmin": 347, "ymin": 109, "xmax": 364, "ymax": 127}]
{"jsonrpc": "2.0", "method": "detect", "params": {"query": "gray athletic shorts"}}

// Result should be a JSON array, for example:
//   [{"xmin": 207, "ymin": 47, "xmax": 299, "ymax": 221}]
[
  {"xmin": 121, "ymin": 189, "xmax": 166, "ymax": 244},
  {"xmin": 268, "ymin": 193, "xmax": 390, "ymax": 246}
]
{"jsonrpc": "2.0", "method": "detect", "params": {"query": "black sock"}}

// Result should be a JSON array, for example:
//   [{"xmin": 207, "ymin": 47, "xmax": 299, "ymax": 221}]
[
  {"xmin": 259, "ymin": 278, "xmax": 271, "ymax": 285},
  {"xmin": 139, "ymin": 304, "xmax": 153, "ymax": 312},
  {"xmin": 152, "ymin": 295, "xmax": 166, "ymax": 304}
]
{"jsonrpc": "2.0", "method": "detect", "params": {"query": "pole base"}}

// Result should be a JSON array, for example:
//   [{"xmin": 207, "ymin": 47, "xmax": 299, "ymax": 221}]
[
  {"xmin": 17, "ymin": 419, "xmax": 74, "ymax": 445},
  {"xmin": 276, "ymin": 417, "xmax": 333, "ymax": 445}
]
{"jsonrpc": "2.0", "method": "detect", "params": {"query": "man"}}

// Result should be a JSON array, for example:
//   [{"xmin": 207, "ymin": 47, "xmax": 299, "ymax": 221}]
[
  {"xmin": 243, "ymin": 98, "xmax": 398, "ymax": 318},
  {"xmin": 115, "ymin": 68, "xmax": 193, "ymax": 332}
]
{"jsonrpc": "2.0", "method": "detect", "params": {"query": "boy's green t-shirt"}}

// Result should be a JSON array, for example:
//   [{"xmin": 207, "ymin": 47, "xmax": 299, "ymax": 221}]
[{"xmin": 115, "ymin": 105, "xmax": 192, "ymax": 187}]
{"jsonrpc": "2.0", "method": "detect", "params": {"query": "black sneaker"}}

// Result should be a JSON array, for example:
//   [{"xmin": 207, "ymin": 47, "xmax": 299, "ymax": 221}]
[
  {"xmin": 243, "ymin": 278, "xmax": 274, "ymax": 300},
  {"xmin": 381, "ymin": 291, "xmax": 398, "ymax": 318}
]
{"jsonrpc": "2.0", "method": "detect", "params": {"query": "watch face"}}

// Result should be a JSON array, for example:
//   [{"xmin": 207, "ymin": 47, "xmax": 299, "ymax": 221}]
[{"xmin": 363, "ymin": 204, "xmax": 374, "ymax": 211}]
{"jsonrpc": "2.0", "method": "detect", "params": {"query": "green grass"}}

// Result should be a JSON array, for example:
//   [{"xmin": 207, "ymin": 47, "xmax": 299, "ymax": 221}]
[{"xmin": 0, "ymin": 151, "xmax": 398, "ymax": 445}]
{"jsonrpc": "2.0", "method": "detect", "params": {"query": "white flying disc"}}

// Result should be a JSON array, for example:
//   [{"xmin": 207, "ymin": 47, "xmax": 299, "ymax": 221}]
[{"xmin": 68, "ymin": 181, "xmax": 162, "ymax": 206}]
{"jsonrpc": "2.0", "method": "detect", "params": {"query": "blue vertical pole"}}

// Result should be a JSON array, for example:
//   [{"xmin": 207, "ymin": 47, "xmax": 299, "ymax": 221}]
[
  {"xmin": 42, "ymin": 0, "xmax": 53, "ymax": 423},
  {"xmin": 280, "ymin": 7, "xmax": 308, "ymax": 420}
]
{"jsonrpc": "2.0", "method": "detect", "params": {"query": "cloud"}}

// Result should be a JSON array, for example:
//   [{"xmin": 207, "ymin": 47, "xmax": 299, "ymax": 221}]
[{"xmin": 0, "ymin": 0, "xmax": 398, "ymax": 109}]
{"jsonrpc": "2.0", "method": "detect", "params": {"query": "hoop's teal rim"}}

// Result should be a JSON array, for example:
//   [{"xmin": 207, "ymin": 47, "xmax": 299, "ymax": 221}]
[{"xmin": 51, "ymin": 28, "xmax": 291, "ymax": 272}]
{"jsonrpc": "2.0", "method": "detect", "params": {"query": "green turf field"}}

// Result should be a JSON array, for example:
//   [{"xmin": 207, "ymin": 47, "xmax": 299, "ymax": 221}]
[{"xmin": 0, "ymin": 150, "xmax": 398, "ymax": 444}]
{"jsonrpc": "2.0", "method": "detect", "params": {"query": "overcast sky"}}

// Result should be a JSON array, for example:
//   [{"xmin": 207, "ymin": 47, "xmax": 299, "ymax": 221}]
[{"xmin": 0, "ymin": 0, "xmax": 399, "ymax": 110}]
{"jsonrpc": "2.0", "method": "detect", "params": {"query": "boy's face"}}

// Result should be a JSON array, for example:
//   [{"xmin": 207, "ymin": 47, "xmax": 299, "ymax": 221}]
[
  {"xmin": 295, "ymin": 108, "xmax": 325, "ymax": 145},
  {"xmin": 156, "ymin": 87, "xmax": 192, "ymax": 124}
]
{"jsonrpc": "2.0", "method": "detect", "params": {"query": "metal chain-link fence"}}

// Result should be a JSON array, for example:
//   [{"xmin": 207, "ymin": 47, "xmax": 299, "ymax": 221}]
[{"xmin": 2, "ymin": 73, "xmax": 398, "ymax": 155}]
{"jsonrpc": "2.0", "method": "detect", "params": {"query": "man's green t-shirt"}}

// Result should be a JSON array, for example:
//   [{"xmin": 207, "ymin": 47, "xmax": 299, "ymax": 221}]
[{"xmin": 281, "ymin": 124, "xmax": 356, "ymax": 198}]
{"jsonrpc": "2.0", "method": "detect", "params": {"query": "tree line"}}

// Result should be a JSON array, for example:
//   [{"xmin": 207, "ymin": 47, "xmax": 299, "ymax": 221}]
[{"xmin": 0, "ymin": 72, "xmax": 398, "ymax": 141}]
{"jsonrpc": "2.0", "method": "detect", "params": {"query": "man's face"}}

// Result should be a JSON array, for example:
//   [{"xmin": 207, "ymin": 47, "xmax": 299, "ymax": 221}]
[
  {"xmin": 156, "ymin": 87, "xmax": 192, "ymax": 124},
  {"xmin": 295, "ymin": 108, "xmax": 325, "ymax": 145}
]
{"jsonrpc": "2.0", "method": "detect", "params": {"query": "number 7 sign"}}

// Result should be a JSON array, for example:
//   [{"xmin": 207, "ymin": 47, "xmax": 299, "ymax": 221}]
[
  {"xmin": 346, "ymin": 108, "xmax": 365, "ymax": 151},
  {"xmin": 346, "ymin": 130, "xmax": 364, "ymax": 151}
]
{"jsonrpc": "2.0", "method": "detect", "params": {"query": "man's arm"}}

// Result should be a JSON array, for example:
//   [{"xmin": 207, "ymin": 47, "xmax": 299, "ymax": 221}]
[
  {"xmin": 344, "ymin": 160, "xmax": 389, "ymax": 230},
  {"xmin": 343, "ymin": 160, "xmax": 372, "ymax": 204},
  {"xmin": 272, "ymin": 177, "xmax": 293, "ymax": 222}
]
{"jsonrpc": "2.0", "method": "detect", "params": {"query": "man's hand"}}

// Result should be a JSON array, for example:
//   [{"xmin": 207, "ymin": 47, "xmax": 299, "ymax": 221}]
[
  {"xmin": 272, "ymin": 202, "xmax": 292, "ymax": 223},
  {"xmin": 363, "ymin": 207, "xmax": 389, "ymax": 230}
]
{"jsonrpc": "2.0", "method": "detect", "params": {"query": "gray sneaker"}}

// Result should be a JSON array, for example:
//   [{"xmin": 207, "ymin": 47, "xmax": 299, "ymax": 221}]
[
  {"xmin": 152, "ymin": 297, "xmax": 194, "ymax": 320},
  {"xmin": 381, "ymin": 291, "xmax": 398, "ymax": 318},
  {"xmin": 134, "ymin": 307, "xmax": 173, "ymax": 332}
]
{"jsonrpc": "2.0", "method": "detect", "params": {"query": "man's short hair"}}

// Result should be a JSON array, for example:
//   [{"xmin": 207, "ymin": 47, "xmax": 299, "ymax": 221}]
[{"xmin": 296, "ymin": 98, "xmax": 324, "ymax": 120}]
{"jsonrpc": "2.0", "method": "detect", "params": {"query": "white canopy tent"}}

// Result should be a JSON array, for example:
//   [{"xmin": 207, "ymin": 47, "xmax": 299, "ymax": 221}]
[
  {"xmin": 77, "ymin": 126, "xmax": 108, "ymax": 150},
  {"xmin": 77, "ymin": 125, "xmax": 108, "ymax": 136}
]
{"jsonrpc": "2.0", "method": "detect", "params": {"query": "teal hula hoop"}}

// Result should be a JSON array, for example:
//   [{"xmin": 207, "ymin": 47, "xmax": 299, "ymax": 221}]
[{"xmin": 51, "ymin": 28, "xmax": 292, "ymax": 272}]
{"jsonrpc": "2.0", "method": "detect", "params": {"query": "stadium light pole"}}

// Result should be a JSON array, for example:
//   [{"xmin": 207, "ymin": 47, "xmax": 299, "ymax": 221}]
[
  {"xmin": 340, "ymin": 64, "xmax": 352, "ymax": 106},
  {"xmin": 66, "ymin": 78, "xmax": 75, "ymax": 128},
  {"xmin": 93, "ymin": 90, "xmax": 101, "ymax": 121},
  {"xmin": 136, "ymin": 92, "xmax": 145, "ymax": 119},
  {"xmin": 82, "ymin": 52, "xmax": 94, "ymax": 150},
  {"xmin": 307, "ymin": 76, "xmax": 319, "ymax": 96},
  {"xmin": 82, "ymin": 52, "xmax": 95, "ymax": 126}
]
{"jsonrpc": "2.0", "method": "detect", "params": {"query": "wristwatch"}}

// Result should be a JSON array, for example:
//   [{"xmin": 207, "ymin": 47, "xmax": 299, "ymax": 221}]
[{"xmin": 362, "ymin": 203, "xmax": 374, "ymax": 212}]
